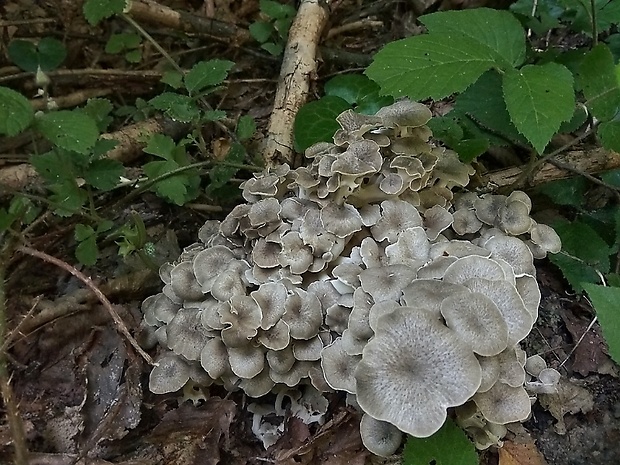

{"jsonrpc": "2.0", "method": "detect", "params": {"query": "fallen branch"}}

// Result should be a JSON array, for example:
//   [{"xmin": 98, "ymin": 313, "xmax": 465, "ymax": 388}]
[
  {"xmin": 0, "ymin": 117, "xmax": 188, "ymax": 192},
  {"xmin": 16, "ymin": 246, "xmax": 154, "ymax": 366},
  {"xmin": 31, "ymin": 88, "xmax": 113, "ymax": 111},
  {"xmin": 263, "ymin": 0, "xmax": 332, "ymax": 166}
]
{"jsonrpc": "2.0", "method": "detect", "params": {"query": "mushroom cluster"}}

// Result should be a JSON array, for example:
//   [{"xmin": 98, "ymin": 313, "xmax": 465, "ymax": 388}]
[{"xmin": 141, "ymin": 100, "xmax": 561, "ymax": 456}]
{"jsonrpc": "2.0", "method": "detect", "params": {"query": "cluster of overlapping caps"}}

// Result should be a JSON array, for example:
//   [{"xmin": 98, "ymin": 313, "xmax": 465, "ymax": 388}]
[{"xmin": 140, "ymin": 100, "xmax": 562, "ymax": 456}]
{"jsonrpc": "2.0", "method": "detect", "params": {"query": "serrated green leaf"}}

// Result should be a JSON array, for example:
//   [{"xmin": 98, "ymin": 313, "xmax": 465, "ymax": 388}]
[
  {"xmin": 236, "ymin": 115, "xmax": 256, "ymax": 141},
  {"xmin": 36, "ymin": 37, "xmax": 67, "ymax": 71},
  {"xmin": 599, "ymin": 120, "xmax": 620, "ymax": 151},
  {"xmin": 8, "ymin": 40, "xmax": 39, "ymax": 72},
  {"xmin": 260, "ymin": 0, "xmax": 296, "ymax": 19},
  {"xmin": 249, "ymin": 20, "xmax": 274, "ymax": 43},
  {"xmin": 427, "ymin": 116, "xmax": 465, "ymax": 147},
  {"xmin": 402, "ymin": 418, "xmax": 477, "ymax": 465},
  {"xmin": 503, "ymin": 62, "xmax": 575, "ymax": 153},
  {"xmin": 36, "ymin": 111, "xmax": 99, "ymax": 154},
  {"xmin": 84, "ymin": 98, "xmax": 113, "ymax": 131},
  {"xmin": 538, "ymin": 176, "xmax": 588, "ymax": 207},
  {"xmin": 324, "ymin": 74, "xmax": 381, "ymax": 105},
  {"xmin": 554, "ymin": 220, "xmax": 611, "ymax": 273},
  {"xmin": 144, "ymin": 134, "xmax": 176, "ymax": 160},
  {"xmin": 184, "ymin": 59, "xmax": 234, "ymax": 94},
  {"xmin": 294, "ymin": 95, "xmax": 351, "ymax": 152},
  {"xmin": 49, "ymin": 180, "xmax": 87, "ymax": 216},
  {"xmin": 559, "ymin": 104, "xmax": 588, "ymax": 133},
  {"xmin": 92, "ymin": 138, "xmax": 118, "ymax": 157},
  {"xmin": 0, "ymin": 86, "xmax": 34, "ymax": 136},
  {"xmin": 549, "ymin": 252, "xmax": 601, "ymax": 293},
  {"xmin": 367, "ymin": 9, "xmax": 525, "ymax": 101},
  {"xmin": 203, "ymin": 109, "xmax": 227, "ymax": 121},
  {"xmin": 143, "ymin": 160, "xmax": 187, "ymax": 205},
  {"xmin": 454, "ymin": 138, "xmax": 490, "ymax": 162},
  {"xmin": 149, "ymin": 92, "xmax": 200, "ymax": 122},
  {"xmin": 84, "ymin": 158, "xmax": 123, "ymax": 191},
  {"xmin": 582, "ymin": 284, "xmax": 620, "ymax": 363},
  {"xmin": 577, "ymin": 44, "xmax": 620, "ymax": 121},
  {"xmin": 83, "ymin": 0, "xmax": 126, "ymax": 25},
  {"xmin": 31, "ymin": 151, "xmax": 74, "ymax": 183},
  {"xmin": 563, "ymin": 0, "xmax": 620, "ymax": 34},
  {"xmin": 421, "ymin": 8, "xmax": 526, "ymax": 67},
  {"xmin": 455, "ymin": 70, "xmax": 527, "ymax": 145},
  {"xmin": 261, "ymin": 42, "xmax": 283, "ymax": 56}
]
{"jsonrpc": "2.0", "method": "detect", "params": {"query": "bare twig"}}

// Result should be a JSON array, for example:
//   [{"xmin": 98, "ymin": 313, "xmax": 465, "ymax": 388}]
[
  {"xmin": 326, "ymin": 19, "xmax": 383, "ymax": 39},
  {"xmin": 263, "ymin": 0, "xmax": 332, "ymax": 167},
  {"xmin": 16, "ymin": 246, "xmax": 154, "ymax": 366},
  {"xmin": 31, "ymin": 89, "xmax": 113, "ymax": 111}
]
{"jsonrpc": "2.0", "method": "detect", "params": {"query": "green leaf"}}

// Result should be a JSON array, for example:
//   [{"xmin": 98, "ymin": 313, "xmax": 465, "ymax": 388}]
[
  {"xmin": 453, "ymin": 138, "xmax": 490, "ymax": 162},
  {"xmin": 538, "ymin": 176, "xmax": 588, "ymax": 207},
  {"xmin": 554, "ymin": 220, "xmax": 611, "ymax": 273},
  {"xmin": 31, "ymin": 151, "xmax": 74, "ymax": 183},
  {"xmin": 0, "ymin": 86, "xmax": 34, "ymax": 136},
  {"xmin": 36, "ymin": 37, "xmax": 67, "ymax": 71},
  {"xmin": 427, "ymin": 116, "xmax": 464, "ymax": 147},
  {"xmin": 203, "ymin": 109, "xmax": 227, "ymax": 121},
  {"xmin": 75, "ymin": 224, "xmax": 98, "ymax": 266},
  {"xmin": 149, "ymin": 92, "xmax": 200, "ymax": 122},
  {"xmin": 402, "ymin": 418, "xmax": 478, "ymax": 465},
  {"xmin": 606, "ymin": 34, "xmax": 620, "ymax": 63},
  {"xmin": 366, "ymin": 8, "xmax": 525, "ymax": 100},
  {"xmin": 582, "ymin": 284, "xmax": 620, "ymax": 363},
  {"xmin": 261, "ymin": 42, "xmax": 283, "ymax": 56},
  {"xmin": 36, "ymin": 111, "xmax": 99, "ymax": 154},
  {"xmin": 184, "ymin": 59, "xmax": 234, "ymax": 94},
  {"xmin": 83, "ymin": 0, "xmax": 127, "ymax": 25},
  {"xmin": 8, "ymin": 40, "xmax": 39, "ymax": 72},
  {"xmin": 503, "ymin": 62, "xmax": 575, "ymax": 153},
  {"xmin": 84, "ymin": 158, "xmax": 123, "ymax": 191},
  {"xmin": 577, "ymin": 44, "xmax": 620, "ymax": 121},
  {"xmin": 260, "ymin": 0, "xmax": 296, "ymax": 19},
  {"xmin": 161, "ymin": 70, "xmax": 184, "ymax": 89},
  {"xmin": 49, "ymin": 180, "xmax": 87, "ymax": 216},
  {"xmin": 324, "ymin": 74, "xmax": 381, "ymax": 105},
  {"xmin": 356, "ymin": 93, "xmax": 394, "ymax": 115},
  {"xmin": 236, "ymin": 115, "xmax": 256, "ymax": 141},
  {"xmin": 144, "ymin": 134, "xmax": 176, "ymax": 160},
  {"xmin": 549, "ymin": 253, "xmax": 601, "ymax": 293},
  {"xmin": 559, "ymin": 104, "xmax": 588, "ymax": 133},
  {"xmin": 455, "ymin": 70, "xmax": 527, "ymax": 145},
  {"xmin": 105, "ymin": 32, "xmax": 141, "ymax": 53},
  {"xmin": 143, "ymin": 160, "xmax": 187, "ymax": 205},
  {"xmin": 564, "ymin": 0, "xmax": 620, "ymax": 34},
  {"xmin": 249, "ymin": 20, "xmax": 274, "ymax": 43},
  {"xmin": 207, "ymin": 142, "xmax": 246, "ymax": 193},
  {"xmin": 600, "ymin": 120, "xmax": 620, "ymax": 151},
  {"xmin": 9, "ymin": 37, "xmax": 66, "ymax": 72},
  {"xmin": 294, "ymin": 96, "xmax": 351, "ymax": 152},
  {"xmin": 83, "ymin": 98, "xmax": 113, "ymax": 131},
  {"xmin": 608, "ymin": 273, "xmax": 620, "ymax": 287},
  {"xmin": 124, "ymin": 49, "xmax": 142, "ymax": 63}
]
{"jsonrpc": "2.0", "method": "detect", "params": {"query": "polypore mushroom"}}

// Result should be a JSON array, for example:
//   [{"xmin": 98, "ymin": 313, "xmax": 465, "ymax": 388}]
[
  {"xmin": 166, "ymin": 307, "xmax": 214, "ymax": 361},
  {"xmin": 200, "ymin": 337, "xmax": 230, "ymax": 379},
  {"xmin": 359, "ymin": 413, "xmax": 403, "ymax": 457},
  {"xmin": 530, "ymin": 222, "xmax": 562, "ymax": 255},
  {"xmin": 170, "ymin": 261, "xmax": 204, "ymax": 301},
  {"xmin": 360, "ymin": 264, "xmax": 417, "ymax": 302},
  {"xmin": 283, "ymin": 288, "xmax": 323, "ymax": 339},
  {"xmin": 483, "ymin": 235, "xmax": 536, "ymax": 277},
  {"xmin": 320, "ymin": 337, "xmax": 361, "ymax": 393},
  {"xmin": 193, "ymin": 245, "xmax": 236, "ymax": 292},
  {"xmin": 228, "ymin": 344, "xmax": 265, "ymax": 379},
  {"xmin": 472, "ymin": 382, "xmax": 531, "ymax": 424},
  {"xmin": 371, "ymin": 199, "xmax": 423, "ymax": 243},
  {"xmin": 440, "ymin": 292, "xmax": 509, "ymax": 356},
  {"xmin": 150, "ymin": 353, "xmax": 191, "ymax": 394},
  {"xmin": 219, "ymin": 295, "xmax": 263, "ymax": 347},
  {"xmin": 423, "ymin": 205, "xmax": 453, "ymax": 240},
  {"xmin": 355, "ymin": 308, "xmax": 481, "ymax": 437}
]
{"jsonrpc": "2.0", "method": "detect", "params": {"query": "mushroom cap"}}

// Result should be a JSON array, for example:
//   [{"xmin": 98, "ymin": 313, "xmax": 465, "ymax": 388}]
[
  {"xmin": 331, "ymin": 139, "xmax": 383, "ymax": 176},
  {"xmin": 371, "ymin": 199, "xmax": 423, "ymax": 243},
  {"xmin": 375, "ymin": 99, "xmax": 432, "ymax": 128},
  {"xmin": 452, "ymin": 208, "xmax": 483, "ymax": 235},
  {"xmin": 228, "ymin": 344, "xmax": 265, "ymax": 379},
  {"xmin": 193, "ymin": 245, "xmax": 236, "ymax": 292},
  {"xmin": 200, "ymin": 337, "xmax": 230, "ymax": 379},
  {"xmin": 257, "ymin": 319, "xmax": 291, "ymax": 350},
  {"xmin": 423, "ymin": 205, "xmax": 453, "ymax": 241},
  {"xmin": 170, "ymin": 261, "xmax": 204, "ymax": 301},
  {"xmin": 524, "ymin": 354, "xmax": 547, "ymax": 377},
  {"xmin": 530, "ymin": 222, "xmax": 561, "ymax": 254},
  {"xmin": 484, "ymin": 235, "xmax": 536, "ymax": 277},
  {"xmin": 442, "ymin": 255, "xmax": 506, "ymax": 284},
  {"xmin": 219, "ymin": 295, "xmax": 263, "ymax": 347},
  {"xmin": 402, "ymin": 279, "xmax": 469, "ymax": 318},
  {"xmin": 498, "ymin": 200, "xmax": 533, "ymax": 235},
  {"xmin": 320, "ymin": 202, "xmax": 363, "ymax": 239},
  {"xmin": 515, "ymin": 275, "xmax": 541, "ymax": 320},
  {"xmin": 149, "ymin": 353, "xmax": 190, "ymax": 394},
  {"xmin": 166, "ymin": 307, "xmax": 214, "ymax": 361},
  {"xmin": 239, "ymin": 367, "xmax": 276, "ymax": 397},
  {"xmin": 283, "ymin": 289, "xmax": 323, "ymax": 339},
  {"xmin": 359, "ymin": 264, "xmax": 417, "ymax": 302},
  {"xmin": 472, "ymin": 382, "xmax": 531, "ymax": 424},
  {"xmin": 320, "ymin": 337, "xmax": 361, "ymax": 394},
  {"xmin": 384, "ymin": 227, "xmax": 430, "ymax": 268},
  {"xmin": 355, "ymin": 308, "xmax": 481, "ymax": 437},
  {"xmin": 359, "ymin": 413, "xmax": 403, "ymax": 457},
  {"xmin": 440, "ymin": 292, "xmax": 509, "ymax": 356},
  {"xmin": 251, "ymin": 282, "xmax": 289, "ymax": 330},
  {"xmin": 266, "ymin": 345, "xmax": 296, "ymax": 374}
]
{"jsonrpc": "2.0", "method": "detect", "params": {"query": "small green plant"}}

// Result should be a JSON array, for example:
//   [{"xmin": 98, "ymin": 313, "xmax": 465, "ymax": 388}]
[
  {"xmin": 249, "ymin": 0, "xmax": 296, "ymax": 56},
  {"xmin": 365, "ymin": 7, "xmax": 620, "ymax": 158},
  {"xmin": 105, "ymin": 32, "xmax": 143, "ymax": 63}
]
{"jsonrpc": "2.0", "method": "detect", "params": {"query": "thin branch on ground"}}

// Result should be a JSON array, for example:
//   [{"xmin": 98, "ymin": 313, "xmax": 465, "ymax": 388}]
[
  {"xmin": 16, "ymin": 246, "xmax": 154, "ymax": 366},
  {"xmin": 263, "ymin": 0, "xmax": 332, "ymax": 167}
]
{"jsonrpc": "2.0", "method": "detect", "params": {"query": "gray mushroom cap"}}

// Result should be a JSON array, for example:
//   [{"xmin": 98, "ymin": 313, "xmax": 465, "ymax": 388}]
[
  {"xmin": 530, "ymin": 222, "xmax": 562, "ymax": 254},
  {"xmin": 200, "ymin": 337, "xmax": 230, "ymax": 379},
  {"xmin": 360, "ymin": 264, "xmax": 417, "ymax": 302},
  {"xmin": 472, "ymin": 382, "xmax": 531, "ymax": 424},
  {"xmin": 149, "ymin": 353, "xmax": 191, "ymax": 394},
  {"xmin": 283, "ymin": 288, "xmax": 323, "ymax": 339},
  {"xmin": 166, "ymin": 307, "xmax": 214, "ymax": 361},
  {"xmin": 170, "ymin": 261, "xmax": 204, "ymax": 301},
  {"xmin": 359, "ymin": 413, "xmax": 403, "ymax": 457},
  {"xmin": 355, "ymin": 308, "xmax": 481, "ymax": 437},
  {"xmin": 219, "ymin": 295, "xmax": 263, "ymax": 347},
  {"xmin": 371, "ymin": 199, "xmax": 423, "ymax": 243},
  {"xmin": 193, "ymin": 245, "xmax": 236, "ymax": 292},
  {"xmin": 320, "ymin": 337, "xmax": 361, "ymax": 394}
]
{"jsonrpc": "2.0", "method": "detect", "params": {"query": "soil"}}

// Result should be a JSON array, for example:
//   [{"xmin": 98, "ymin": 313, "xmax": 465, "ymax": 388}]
[{"xmin": 1, "ymin": 1, "xmax": 619, "ymax": 464}]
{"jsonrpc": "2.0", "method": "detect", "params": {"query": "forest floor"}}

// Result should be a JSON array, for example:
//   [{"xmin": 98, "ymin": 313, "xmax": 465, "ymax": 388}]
[{"xmin": 1, "ymin": 0, "xmax": 620, "ymax": 464}]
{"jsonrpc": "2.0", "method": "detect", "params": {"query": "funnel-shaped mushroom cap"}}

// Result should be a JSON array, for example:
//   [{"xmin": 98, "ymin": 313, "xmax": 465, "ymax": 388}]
[
  {"xmin": 530, "ymin": 223, "xmax": 562, "ymax": 254},
  {"xmin": 371, "ymin": 199, "xmax": 423, "ymax": 243},
  {"xmin": 150, "ymin": 353, "xmax": 190, "ymax": 394},
  {"xmin": 359, "ymin": 264, "xmax": 417, "ymax": 302},
  {"xmin": 472, "ymin": 382, "xmax": 531, "ymax": 424},
  {"xmin": 440, "ymin": 292, "xmax": 509, "ymax": 356},
  {"xmin": 360, "ymin": 413, "xmax": 403, "ymax": 457},
  {"xmin": 442, "ymin": 255, "xmax": 506, "ymax": 284},
  {"xmin": 167, "ymin": 307, "xmax": 214, "ymax": 361},
  {"xmin": 355, "ymin": 308, "xmax": 481, "ymax": 437},
  {"xmin": 170, "ymin": 261, "xmax": 204, "ymax": 301},
  {"xmin": 484, "ymin": 235, "xmax": 536, "ymax": 277},
  {"xmin": 193, "ymin": 245, "xmax": 236, "ymax": 292},
  {"xmin": 375, "ymin": 99, "xmax": 432, "ymax": 128},
  {"xmin": 320, "ymin": 337, "xmax": 361, "ymax": 394}
]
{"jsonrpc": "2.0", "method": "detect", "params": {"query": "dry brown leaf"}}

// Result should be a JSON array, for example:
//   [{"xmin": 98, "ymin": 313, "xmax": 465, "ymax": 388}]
[
  {"xmin": 499, "ymin": 440, "xmax": 548, "ymax": 465},
  {"xmin": 560, "ymin": 308, "xmax": 608, "ymax": 376}
]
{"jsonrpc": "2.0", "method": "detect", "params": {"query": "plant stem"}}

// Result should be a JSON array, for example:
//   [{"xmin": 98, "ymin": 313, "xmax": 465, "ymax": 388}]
[{"xmin": 590, "ymin": 0, "xmax": 597, "ymax": 46}]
